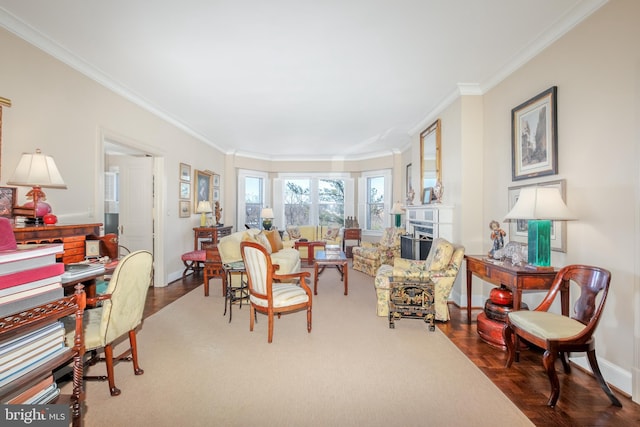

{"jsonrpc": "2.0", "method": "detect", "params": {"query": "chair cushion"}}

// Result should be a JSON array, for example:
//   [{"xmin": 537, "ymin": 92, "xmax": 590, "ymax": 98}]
[
  {"xmin": 323, "ymin": 225, "xmax": 340, "ymax": 240},
  {"xmin": 181, "ymin": 250, "xmax": 206, "ymax": 262},
  {"xmin": 64, "ymin": 307, "xmax": 104, "ymax": 350},
  {"xmin": 508, "ymin": 311, "xmax": 586, "ymax": 340},
  {"xmin": 250, "ymin": 283, "xmax": 309, "ymax": 308}
]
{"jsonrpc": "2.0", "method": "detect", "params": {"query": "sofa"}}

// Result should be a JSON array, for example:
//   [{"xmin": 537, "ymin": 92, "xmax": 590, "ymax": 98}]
[
  {"xmin": 218, "ymin": 229, "xmax": 301, "ymax": 285},
  {"xmin": 282, "ymin": 225, "xmax": 342, "ymax": 259},
  {"xmin": 351, "ymin": 227, "xmax": 403, "ymax": 276},
  {"xmin": 374, "ymin": 237, "xmax": 465, "ymax": 322}
]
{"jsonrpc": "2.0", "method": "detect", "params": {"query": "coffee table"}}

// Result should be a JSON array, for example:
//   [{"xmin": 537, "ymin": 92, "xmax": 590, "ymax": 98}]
[
  {"xmin": 294, "ymin": 240, "xmax": 326, "ymax": 266},
  {"xmin": 313, "ymin": 250, "xmax": 348, "ymax": 295}
]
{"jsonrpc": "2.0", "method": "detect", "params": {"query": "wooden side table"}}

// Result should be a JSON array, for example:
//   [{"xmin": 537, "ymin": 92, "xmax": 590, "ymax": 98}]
[
  {"xmin": 193, "ymin": 225, "xmax": 232, "ymax": 250},
  {"xmin": 342, "ymin": 228, "xmax": 361, "ymax": 258},
  {"xmin": 465, "ymin": 255, "xmax": 566, "ymax": 348},
  {"xmin": 313, "ymin": 250, "xmax": 348, "ymax": 295},
  {"xmin": 294, "ymin": 240, "xmax": 326, "ymax": 266}
]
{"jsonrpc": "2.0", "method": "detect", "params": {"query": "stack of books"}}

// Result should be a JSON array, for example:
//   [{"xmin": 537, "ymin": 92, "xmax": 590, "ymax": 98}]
[
  {"xmin": 0, "ymin": 322, "xmax": 66, "ymax": 402},
  {"xmin": 0, "ymin": 243, "xmax": 68, "ymax": 403},
  {"xmin": 0, "ymin": 243, "xmax": 65, "ymax": 318}
]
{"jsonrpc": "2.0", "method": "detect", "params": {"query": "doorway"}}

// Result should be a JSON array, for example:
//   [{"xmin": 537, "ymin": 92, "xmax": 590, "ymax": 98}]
[{"xmin": 100, "ymin": 134, "xmax": 164, "ymax": 286}]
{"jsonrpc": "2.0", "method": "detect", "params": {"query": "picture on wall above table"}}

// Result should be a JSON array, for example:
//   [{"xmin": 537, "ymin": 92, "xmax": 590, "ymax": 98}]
[
  {"xmin": 511, "ymin": 86, "xmax": 558, "ymax": 181},
  {"xmin": 179, "ymin": 200, "xmax": 190, "ymax": 218},
  {"xmin": 0, "ymin": 187, "xmax": 16, "ymax": 218},
  {"xmin": 194, "ymin": 169, "xmax": 213, "ymax": 211},
  {"xmin": 507, "ymin": 179, "xmax": 566, "ymax": 252},
  {"xmin": 180, "ymin": 182, "xmax": 190, "ymax": 200},
  {"xmin": 180, "ymin": 163, "xmax": 191, "ymax": 182}
]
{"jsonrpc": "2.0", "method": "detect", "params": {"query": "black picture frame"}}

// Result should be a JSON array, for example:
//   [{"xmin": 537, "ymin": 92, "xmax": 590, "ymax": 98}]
[{"xmin": 511, "ymin": 86, "xmax": 558, "ymax": 181}]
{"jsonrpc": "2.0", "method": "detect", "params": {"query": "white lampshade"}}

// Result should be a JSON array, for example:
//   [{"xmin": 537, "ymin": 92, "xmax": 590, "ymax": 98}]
[
  {"xmin": 7, "ymin": 149, "xmax": 67, "ymax": 188},
  {"xmin": 504, "ymin": 187, "xmax": 576, "ymax": 221},
  {"xmin": 392, "ymin": 202, "xmax": 404, "ymax": 214},
  {"xmin": 196, "ymin": 200, "xmax": 212, "ymax": 213},
  {"xmin": 261, "ymin": 208, "xmax": 274, "ymax": 218}
]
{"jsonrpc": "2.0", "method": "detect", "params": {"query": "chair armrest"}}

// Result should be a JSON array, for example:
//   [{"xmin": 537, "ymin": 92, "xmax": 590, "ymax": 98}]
[
  {"xmin": 86, "ymin": 293, "xmax": 112, "ymax": 306},
  {"xmin": 274, "ymin": 270, "xmax": 312, "ymax": 293}
]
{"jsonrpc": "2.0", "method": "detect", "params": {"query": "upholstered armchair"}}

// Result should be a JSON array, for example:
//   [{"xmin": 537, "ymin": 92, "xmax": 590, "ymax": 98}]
[
  {"xmin": 352, "ymin": 227, "xmax": 403, "ymax": 276},
  {"xmin": 374, "ymin": 238, "xmax": 465, "ymax": 322}
]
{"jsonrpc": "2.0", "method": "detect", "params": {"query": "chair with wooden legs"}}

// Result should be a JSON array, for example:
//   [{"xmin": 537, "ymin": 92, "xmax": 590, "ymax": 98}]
[
  {"xmin": 240, "ymin": 241, "xmax": 312, "ymax": 343},
  {"xmin": 64, "ymin": 250, "xmax": 153, "ymax": 396},
  {"xmin": 503, "ymin": 264, "xmax": 622, "ymax": 408}
]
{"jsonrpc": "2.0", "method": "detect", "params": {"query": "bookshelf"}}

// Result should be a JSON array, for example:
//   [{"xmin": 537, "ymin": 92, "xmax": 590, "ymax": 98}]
[{"xmin": 0, "ymin": 285, "xmax": 86, "ymax": 426}]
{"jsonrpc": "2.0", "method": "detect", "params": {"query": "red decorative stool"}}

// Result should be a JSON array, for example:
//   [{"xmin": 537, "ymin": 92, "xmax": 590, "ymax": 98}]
[{"xmin": 181, "ymin": 250, "xmax": 206, "ymax": 277}]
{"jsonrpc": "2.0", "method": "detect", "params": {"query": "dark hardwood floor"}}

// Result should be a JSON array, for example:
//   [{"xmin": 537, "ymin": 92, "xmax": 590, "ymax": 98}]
[{"xmin": 148, "ymin": 273, "xmax": 640, "ymax": 427}]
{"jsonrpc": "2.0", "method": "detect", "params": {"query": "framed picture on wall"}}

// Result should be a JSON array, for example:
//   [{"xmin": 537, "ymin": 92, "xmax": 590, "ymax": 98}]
[
  {"xmin": 213, "ymin": 188, "xmax": 220, "ymax": 201},
  {"xmin": 511, "ymin": 86, "xmax": 558, "ymax": 181},
  {"xmin": 180, "ymin": 182, "xmax": 190, "ymax": 200},
  {"xmin": 213, "ymin": 173, "xmax": 220, "ymax": 188},
  {"xmin": 179, "ymin": 200, "xmax": 190, "ymax": 218},
  {"xmin": 0, "ymin": 187, "xmax": 16, "ymax": 218},
  {"xmin": 422, "ymin": 187, "xmax": 434, "ymax": 205},
  {"xmin": 194, "ymin": 169, "xmax": 213, "ymax": 210},
  {"xmin": 507, "ymin": 179, "xmax": 566, "ymax": 252},
  {"xmin": 180, "ymin": 163, "xmax": 191, "ymax": 182}
]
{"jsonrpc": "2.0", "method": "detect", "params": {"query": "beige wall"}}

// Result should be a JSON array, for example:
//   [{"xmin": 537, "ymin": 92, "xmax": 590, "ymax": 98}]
[
  {"xmin": 428, "ymin": 0, "xmax": 638, "ymax": 398},
  {"xmin": 0, "ymin": 28, "xmax": 226, "ymax": 285}
]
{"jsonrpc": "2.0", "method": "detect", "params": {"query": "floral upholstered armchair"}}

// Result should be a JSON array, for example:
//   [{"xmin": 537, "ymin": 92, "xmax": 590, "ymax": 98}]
[
  {"xmin": 352, "ymin": 227, "xmax": 403, "ymax": 276},
  {"xmin": 374, "ymin": 237, "xmax": 465, "ymax": 322}
]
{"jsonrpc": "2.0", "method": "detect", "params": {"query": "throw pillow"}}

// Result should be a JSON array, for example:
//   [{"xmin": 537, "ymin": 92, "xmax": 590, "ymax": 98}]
[
  {"xmin": 425, "ymin": 238, "xmax": 454, "ymax": 271},
  {"xmin": 286, "ymin": 226, "xmax": 301, "ymax": 240},
  {"xmin": 264, "ymin": 230, "xmax": 284, "ymax": 252},
  {"xmin": 323, "ymin": 226, "xmax": 340, "ymax": 241},
  {"xmin": 255, "ymin": 231, "xmax": 273, "ymax": 254}
]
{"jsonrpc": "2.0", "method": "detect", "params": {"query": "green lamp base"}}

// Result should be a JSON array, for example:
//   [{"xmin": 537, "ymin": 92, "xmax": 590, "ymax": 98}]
[{"xmin": 527, "ymin": 219, "xmax": 551, "ymax": 267}]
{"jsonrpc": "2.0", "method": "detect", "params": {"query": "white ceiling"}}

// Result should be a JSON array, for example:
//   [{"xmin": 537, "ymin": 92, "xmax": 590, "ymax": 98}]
[{"xmin": 0, "ymin": 0, "xmax": 606, "ymax": 161}]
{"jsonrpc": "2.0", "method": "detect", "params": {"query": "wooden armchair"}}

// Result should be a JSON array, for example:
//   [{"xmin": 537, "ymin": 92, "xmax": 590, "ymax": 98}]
[
  {"xmin": 503, "ymin": 264, "xmax": 622, "ymax": 407},
  {"xmin": 64, "ymin": 250, "xmax": 153, "ymax": 396},
  {"xmin": 240, "ymin": 241, "xmax": 312, "ymax": 343}
]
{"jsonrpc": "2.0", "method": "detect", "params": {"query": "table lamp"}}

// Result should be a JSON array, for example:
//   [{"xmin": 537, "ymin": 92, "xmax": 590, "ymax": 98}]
[
  {"xmin": 261, "ymin": 207, "xmax": 274, "ymax": 230},
  {"xmin": 504, "ymin": 187, "xmax": 575, "ymax": 267},
  {"xmin": 7, "ymin": 149, "xmax": 67, "ymax": 225},
  {"xmin": 392, "ymin": 202, "xmax": 404, "ymax": 228},
  {"xmin": 196, "ymin": 201, "xmax": 212, "ymax": 227}
]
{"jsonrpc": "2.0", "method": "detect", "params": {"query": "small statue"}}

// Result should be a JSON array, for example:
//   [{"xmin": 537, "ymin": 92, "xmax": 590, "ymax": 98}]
[
  {"xmin": 406, "ymin": 187, "xmax": 415, "ymax": 205},
  {"xmin": 488, "ymin": 220, "xmax": 506, "ymax": 258},
  {"xmin": 214, "ymin": 201, "xmax": 223, "ymax": 225},
  {"xmin": 433, "ymin": 180, "xmax": 444, "ymax": 204}
]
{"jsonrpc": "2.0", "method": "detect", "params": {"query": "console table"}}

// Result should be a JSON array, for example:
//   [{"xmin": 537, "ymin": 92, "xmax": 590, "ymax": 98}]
[
  {"xmin": 13, "ymin": 223, "xmax": 102, "ymax": 264},
  {"xmin": 193, "ymin": 225, "xmax": 232, "ymax": 250},
  {"xmin": 465, "ymin": 255, "xmax": 565, "ymax": 323},
  {"xmin": 342, "ymin": 228, "xmax": 361, "ymax": 258}
]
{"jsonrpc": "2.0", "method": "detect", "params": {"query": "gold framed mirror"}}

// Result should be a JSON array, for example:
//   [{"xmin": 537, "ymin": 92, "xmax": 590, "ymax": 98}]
[{"xmin": 420, "ymin": 119, "xmax": 441, "ymax": 203}]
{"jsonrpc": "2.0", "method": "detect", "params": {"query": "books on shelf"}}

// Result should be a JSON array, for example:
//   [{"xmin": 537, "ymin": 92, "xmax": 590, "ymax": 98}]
[
  {"xmin": 0, "ymin": 322, "xmax": 67, "ymax": 388},
  {"xmin": 0, "ymin": 286, "xmax": 64, "ymax": 318},
  {"xmin": 4, "ymin": 374, "xmax": 54, "ymax": 404}
]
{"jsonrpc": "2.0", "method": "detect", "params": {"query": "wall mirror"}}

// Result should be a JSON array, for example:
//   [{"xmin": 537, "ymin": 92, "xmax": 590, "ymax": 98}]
[{"xmin": 420, "ymin": 119, "xmax": 441, "ymax": 202}]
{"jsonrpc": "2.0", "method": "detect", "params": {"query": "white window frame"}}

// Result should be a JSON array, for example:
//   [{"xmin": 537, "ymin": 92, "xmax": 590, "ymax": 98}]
[
  {"xmin": 275, "ymin": 173, "xmax": 354, "ymax": 228},
  {"xmin": 237, "ymin": 169, "xmax": 270, "ymax": 229},
  {"xmin": 358, "ymin": 169, "xmax": 392, "ymax": 235}
]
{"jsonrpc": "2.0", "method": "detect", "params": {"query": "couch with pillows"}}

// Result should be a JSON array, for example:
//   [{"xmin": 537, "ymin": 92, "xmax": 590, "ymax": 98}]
[
  {"xmin": 218, "ymin": 228, "xmax": 301, "ymax": 280},
  {"xmin": 282, "ymin": 225, "xmax": 342, "ymax": 259}
]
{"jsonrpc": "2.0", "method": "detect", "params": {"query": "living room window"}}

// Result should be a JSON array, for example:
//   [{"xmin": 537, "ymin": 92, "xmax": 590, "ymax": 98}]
[
  {"xmin": 275, "ymin": 174, "xmax": 352, "ymax": 227},
  {"xmin": 237, "ymin": 170, "xmax": 268, "ymax": 229},
  {"xmin": 359, "ymin": 169, "xmax": 391, "ymax": 232}
]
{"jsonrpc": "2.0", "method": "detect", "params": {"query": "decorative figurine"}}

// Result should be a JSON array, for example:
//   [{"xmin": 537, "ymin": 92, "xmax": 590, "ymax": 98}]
[
  {"xmin": 406, "ymin": 187, "xmax": 415, "ymax": 205},
  {"xmin": 433, "ymin": 180, "xmax": 444, "ymax": 204},
  {"xmin": 488, "ymin": 220, "xmax": 506, "ymax": 258},
  {"xmin": 215, "ymin": 201, "xmax": 223, "ymax": 225}
]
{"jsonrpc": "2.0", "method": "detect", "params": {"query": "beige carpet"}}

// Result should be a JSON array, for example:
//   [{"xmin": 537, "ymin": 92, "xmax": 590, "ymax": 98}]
[{"xmin": 64, "ymin": 265, "xmax": 533, "ymax": 427}]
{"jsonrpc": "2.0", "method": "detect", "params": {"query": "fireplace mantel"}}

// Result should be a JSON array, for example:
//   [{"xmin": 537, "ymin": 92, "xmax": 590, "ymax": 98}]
[{"xmin": 404, "ymin": 204, "xmax": 453, "ymax": 242}]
